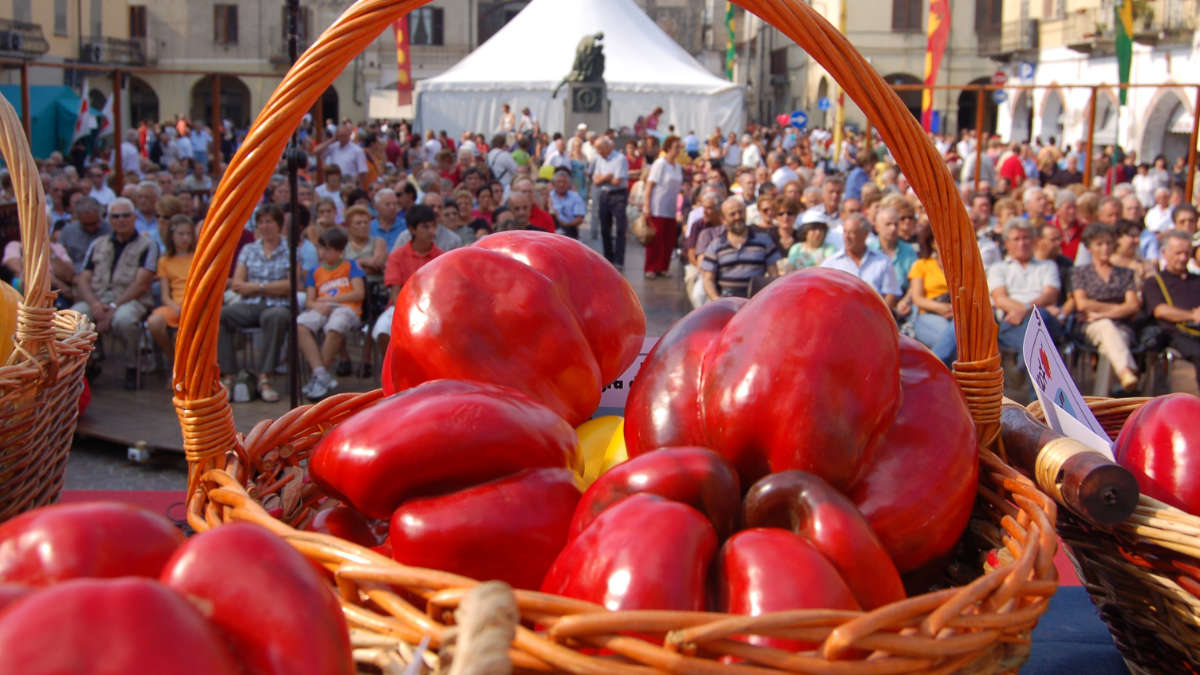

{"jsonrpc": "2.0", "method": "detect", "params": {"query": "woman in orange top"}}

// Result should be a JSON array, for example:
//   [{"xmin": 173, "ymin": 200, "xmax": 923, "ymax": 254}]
[
  {"xmin": 147, "ymin": 215, "xmax": 195, "ymax": 366},
  {"xmin": 909, "ymin": 227, "xmax": 956, "ymax": 367}
]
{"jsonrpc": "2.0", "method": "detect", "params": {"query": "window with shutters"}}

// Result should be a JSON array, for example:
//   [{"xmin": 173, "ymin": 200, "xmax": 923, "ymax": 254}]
[
  {"xmin": 892, "ymin": 0, "xmax": 923, "ymax": 33},
  {"xmin": 975, "ymin": 0, "xmax": 1003, "ymax": 32},
  {"xmin": 13, "ymin": 0, "xmax": 31, "ymax": 24},
  {"xmin": 54, "ymin": 0, "xmax": 68, "ymax": 36},
  {"xmin": 129, "ymin": 6, "xmax": 147, "ymax": 39},
  {"xmin": 214, "ymin": 5, "xmax": 238, "ymax": 45},
  {"xmin": 410, "ymin": 7, "xmax": 444, "ymax": 46},
  {"xmin": 281, "ymin": 6, "xmax": 312, "ymax": 46}
]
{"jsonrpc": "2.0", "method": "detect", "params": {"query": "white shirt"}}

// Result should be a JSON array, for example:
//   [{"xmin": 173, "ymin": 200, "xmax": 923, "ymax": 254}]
[
  {"xmin": 741, "ymin": 143, "xmax": 762, "ymax": 168},
  {"xmin": 771, "ymin": 166, "xmax": 799, "ymax": 190},
  {"xmin": 517, "ymin": 114, "xmax": 534, "ymax": 133},
  {"xmin": 314, "ymin": 184, "xmax": 346, "ymax": 215},
  {"xmin": 581, "ymin": 141, "xmax": 599, "ymax": 163},
  {"xmin": 423, "ymin": 138, "xmax": 442, "ymax": 162},
  {"xmin": 169, "ymin": 135, "xmax": 193, "ymax": 164},
  {"xmin": 323, "ymin": 141, "xmax": 368, "ymax": 180},
  {"xmin": 593, "ymin": 151, "xmax": 629, "ymax": 192},
  {"xmin": 119, "ymin": 141, "xmax": 141, "ymax": 177},
  {"xmin": 1146, "ymin": 204, "xmax": 1175, "ymax": 233},
  {"xmin": 646, "ymin": 157, "xmax": 682, "ymax": 219},
  {"xmin": 487, "ymin": 148, "xmax": 518, "ymax": 187},
  {"xmin": 821, "ymin": 248, "xmax": 900, "ymax": 297},
  {"xmin": 987, "ymin": 258, "xmax": 1060, "ymax": 305},
  {"xmin": 89, "ymin": 184, "xmax": 116, "ymax": 207}
]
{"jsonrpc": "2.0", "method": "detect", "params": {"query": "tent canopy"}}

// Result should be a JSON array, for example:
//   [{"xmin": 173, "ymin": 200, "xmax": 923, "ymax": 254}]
[
  {"xmin": 0, "ymin": 86, "xmax": 80, "ymax": 159},
  {"xmin": 413, "ymin": 0, "xmax": 744, "ymax": 138}
]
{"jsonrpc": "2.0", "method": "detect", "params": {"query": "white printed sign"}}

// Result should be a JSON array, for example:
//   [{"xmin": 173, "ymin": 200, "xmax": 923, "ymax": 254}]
[
  {"xmin": 598, "ymin": 336, "xmax": 659, "ymax": 410},
  {"xmin": 1022, "ymin": 310, "xmax": 1114, "ymax": 459}
]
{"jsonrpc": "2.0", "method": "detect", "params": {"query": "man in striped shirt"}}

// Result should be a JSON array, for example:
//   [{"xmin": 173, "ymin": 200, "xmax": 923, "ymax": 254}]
[{"xmin": 701, "ymin": 197, "xmax": 782, "ymax": 300}]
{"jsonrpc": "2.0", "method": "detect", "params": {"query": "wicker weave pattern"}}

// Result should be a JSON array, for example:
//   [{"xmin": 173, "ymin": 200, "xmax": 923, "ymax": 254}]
[
  {"xmin": 1027, "ymin": 396, "xmax": 1200, "ymax": 673},
  {"xmin": 175, "ymin": 1, "xmax": 1056, "ymax": 671},
  {"xmin": 0, "ymin": 97, "xmax": 95, "ymax": 522}
]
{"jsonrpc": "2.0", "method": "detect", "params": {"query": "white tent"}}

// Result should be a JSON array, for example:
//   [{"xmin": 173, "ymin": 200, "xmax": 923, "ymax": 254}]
[{"xmin": 414, "ymin": 0, "xmax": 744, "ymax": 138}]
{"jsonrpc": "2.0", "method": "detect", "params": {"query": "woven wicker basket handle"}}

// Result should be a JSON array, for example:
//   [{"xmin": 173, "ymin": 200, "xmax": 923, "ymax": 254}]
[
  {"xmin": 177, "ymin": 0, "xmax": 1002, "ymax": 490},
  {"xmin": 0, "ymin": 96, "xmax": 56, "ymax": 365}
]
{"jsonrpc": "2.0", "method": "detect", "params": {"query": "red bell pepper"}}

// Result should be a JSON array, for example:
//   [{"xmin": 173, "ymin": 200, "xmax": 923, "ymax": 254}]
[
  {"xmin": 0, "ymin": 583, "xmax": 30, "ymax": 615},
  {"xmin": 0, "ymin": 501, "xmax": 184, "ymax": 586},
  {"xmin": 569, "ymin": 446, "xmax": 741, "ymax": 540},
  {"xmin": 623, "ymin": 298, "xmax": 746, "ymax": 457},
  {"xmin": 716, "ymin": 528, "xmax": 860, "ymax": 651},
  {"xmin": 542, "ymin": 493, "xmax": 716, "ymax": 611},
  {"xmin": 311, "ymin": 379, "xmax": 580, "ymax": 519},
  {"xmin": 388, "ymin": 233, "xmax": 645, "ymax": 426},
  {"xmin": 0, "ymin": 577, "xmax": 239, "ymax": 674},
  {"xmin": 390, "ymin": 467, "xmax": 580, "ymax": 590},
  {"xmin": 160, "ymin": 522, "xmax": 354, "ymax": 675},
  {"xmin": 742, "ymin": 471, "xmax": 905, "ymax": 610},
  {"xmin": 305, "ymin": 502, "xmax": 387, "ymax": 549},
  {"xmin": 847, "ymin": 337, "xmax": 978, "ymax": 572},
  {"xmin": 1115, "ymin": 393, "xmax": 1200, "ymax": 515},
  {"xmin": 474, "ymin": 231, "xmax": 645, "ymax": 385},
  {"xmin": 701, "ymin": 269, "xmax": 900, "ymax": 488}
]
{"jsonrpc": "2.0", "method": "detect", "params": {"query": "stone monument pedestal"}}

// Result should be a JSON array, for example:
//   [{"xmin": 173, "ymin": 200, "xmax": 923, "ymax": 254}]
[{"xmin": 563, "ymin": 82, "xmax": 609, "ymax": 134}]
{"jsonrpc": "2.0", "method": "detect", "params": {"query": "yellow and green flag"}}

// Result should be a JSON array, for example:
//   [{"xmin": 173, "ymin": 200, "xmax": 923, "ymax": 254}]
[
  {"xmin": 725, "ymin": 3, "xmax": 735, "ymax": 80},
  {"xmin": 1115, "ymin": 0, "xmax": 1133, "ymax": 104}
]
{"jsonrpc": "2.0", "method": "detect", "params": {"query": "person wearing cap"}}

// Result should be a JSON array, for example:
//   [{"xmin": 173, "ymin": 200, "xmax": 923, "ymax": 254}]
[{"xmin": 788, "ymin": 210, "xmax": 836, "ymax": 270}]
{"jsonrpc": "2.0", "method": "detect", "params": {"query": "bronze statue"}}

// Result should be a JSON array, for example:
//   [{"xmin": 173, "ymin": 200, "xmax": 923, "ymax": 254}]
[{"xmin": 553, "ymin": 32, "xmax": 605, "ymax": 99}]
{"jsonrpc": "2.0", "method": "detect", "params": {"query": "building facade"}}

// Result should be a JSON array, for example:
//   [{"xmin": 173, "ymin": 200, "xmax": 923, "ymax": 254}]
[{"xmin": 990, "ymin": 0, "xmax": 1197, "ymax": 162}]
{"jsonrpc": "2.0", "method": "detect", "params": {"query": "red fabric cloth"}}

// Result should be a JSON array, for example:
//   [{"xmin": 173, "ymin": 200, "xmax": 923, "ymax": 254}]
[{"xmin": 644, "ymin": 216, "xmax": 677, "ymax": 274}]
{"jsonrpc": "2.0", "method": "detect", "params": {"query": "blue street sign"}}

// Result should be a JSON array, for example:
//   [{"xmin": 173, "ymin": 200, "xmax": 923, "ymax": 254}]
[
  {"xmin": 1018, "ymin": 61, "xmax": 1036, "ymax": 80},
  {"xmin": 817, "ymin": 97, "xmax": 831, "ymax": 111},
  {"xmin": 789, "ymin": 110, "xmax": 808, "ymax": 130},
  {"xmin": 992, "ymin": 90, "xmax": 1008, "ymax": 104}
]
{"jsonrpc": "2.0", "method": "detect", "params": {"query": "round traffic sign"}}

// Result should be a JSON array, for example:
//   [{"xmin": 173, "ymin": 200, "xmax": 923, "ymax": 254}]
[
  {"xmin": 992, "ymin": 70, "xmax": 1008, "ymax": 86},
  {"xmin": 992, "ymin": 89, "xmax": 1008, "ymax": 104}
]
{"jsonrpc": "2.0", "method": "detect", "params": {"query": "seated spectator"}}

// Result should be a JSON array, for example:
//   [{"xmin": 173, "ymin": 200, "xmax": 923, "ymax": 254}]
[
  {"xmin": 1143, "ymin": 230, "xmax": 1200, "ymax": 392},
  {"xmin": 147, "ymin": 215, "xmax": 195, "ymax": 367},
  {"xmin": 3, "ymin": 237, "xmax": 76, "ymax": 307},
  {"xmin": 466, "ymin": 216, "xmax": 492, "ymax": 242},
  {"xmin": 341, "ymin": 205, "xmax": 387, "ymax": 281},
  {"xmin": 549, "ymin": 168, "xmax": 586, "ymax": 239},
  {"xmin": 180, "ymin": 158, "xmax": 213, "ymax": 194},
  {"xmin": 314, "ymin": 164, "xmax": 346, "ymax": 216},
  {"xmin": 217, "ymin": 206, "xmax": 294, "ymax": 403},
  {"xmin": 469, "ymin": 184, "xmax": 496, "ymax": 224},
  {"xmin": 683, "ymin": 193, "xmax": 722, "ymax": 308},
  {"xmin": 988, "ymin": 219, "xmax": 1064, "ymax": 367},
  {"xmin": 297, "ymin": 228, "xmax": 366, "ymax": 400},
  {"xmin": 821, "ymin": 213, "xmax": 900, "ymax": 307},
  {"xmin": 71, "ymin": 198, "xmax": 158, "ymax": 390},
  {"xmin": 369, "ymin": 188, "xmax": 405, "ymax": 251},
  {"xmin": 1145, "ymin": 187, "xmax": 1174, "ymax": 233},
  {"xmin": 788, "ymin": 212, "xmax": 835, "ymax": 271},
  {"xmin": 372, "ymin": 205, "xmax": 443, "ymax": 355},
  {"xmin": 1072, "ymin": 224, "xmax": 1142, "ymax": 393},
  {"xmin": 770, "ymin": 202, "xmax": 797, "ymax": 272},
  {"xmin": 869, "ymin": 206, "xmax": 917, "ymax": 312},
  {"xmin": 59, "ymin": 197, "xmax": 111, "ymax": 271},
  {"xmin": 392, "ymin": 192, "xmax": 463, "ymax": 251},
  {"xmin": 510, "ymin": 177, "xmax": 556, "ymax": 233},
  {"xmin": 440, "ymin": 200, "xmax": 473, "ymax": 245},
  {"xmin": 910, "ymin": 228, "xmax": 956, "ymax": 367},
  {"xmin": 1110, "ymin": 218, "xmax": 1155, "ymax": 286},
  {"xmin": 314, "ymin": 198, "xmax": 339, "ymax": 232},
  {"xmin": 701, "ymin": 197, "xmax": 781, "ymax": 300}
]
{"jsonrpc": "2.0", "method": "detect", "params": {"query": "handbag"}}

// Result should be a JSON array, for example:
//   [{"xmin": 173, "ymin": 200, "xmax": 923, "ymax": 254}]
[{"xmin": 631, "ymin": 214, "xmax": 655, "ymax": 245}]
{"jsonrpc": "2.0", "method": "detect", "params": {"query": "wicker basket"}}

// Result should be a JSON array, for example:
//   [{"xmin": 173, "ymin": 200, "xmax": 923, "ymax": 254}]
[
  {"xmin": 1027, "ymin": 396, "xmax": 1200, "ymax": 674},
  {"xmin": 175, "ymin": 1, "xmax": 1058, "ymax": 671},
  {"xmin": 0, "ymin": 98, "xmax": 96, "ymax": 523}
]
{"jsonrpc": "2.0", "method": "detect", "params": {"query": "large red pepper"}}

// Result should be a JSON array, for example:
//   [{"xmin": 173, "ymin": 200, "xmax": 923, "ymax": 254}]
[
  {"xmin": 569, "ymin": 446, "xmax": 741, "ymax": 540},
  {"xmin": 474, "ymin": 231, "xmax": 645, "ymax": 386},
  {"xmin": 0, "ymin": 501, "xmax": 184, "ymax": 586},
  {"xmin": 701, "ymin": 269, "xmax": 900, "ymax": 488},
  {"xmin": 390, "ymin": 467, "xmax": 580, "ymax": 590},
  {"xmin": 388, "ymin": 234, "xmax": 644, "ymax": 426},
  {"xmin": 715, "ymin": 528, "xmax": 860, "ymax": 651},
  {"xmin": 847, "ymin": 337, "xmax": 978, "ymax": 572},
  {"xmin": 160, "ymin": 522, "xmax": 354, "ymax": 675},
  {"xmin": 0, "ymin": 577, "xmax": 240, "ymax": 674},
  {"xmin": 0, "ymin": 583, "xmax": 30, "ymax": 615},
  {"xmin": 1115, "ymin": 393, "xmax": 1200, "ymax": 515},
  {"xmin": 304, "ymin": 502, "xmax": 387, "ymax": 549},
  {"xmin": 541, "ymin": 493, "xmax": 716, "ymax": 611},
  {"xmin": 311, "ymin": 379, "xmax": 580, "ymax": 519},
  {"xmin": 623, "ymin": 298, "xmax": 746, "ymax": 456},
  {"xmin": 742, "ymin": 471, "xmax": 905, "ymax": 610}
]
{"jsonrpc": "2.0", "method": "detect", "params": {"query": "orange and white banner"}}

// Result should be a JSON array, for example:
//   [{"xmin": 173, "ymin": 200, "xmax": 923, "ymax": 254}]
[
  {"xmin": 921, "ymin": 0, "xmax": 950, "ymax": 132},
  {"xmin": 393, "ymin": 18, "xmax": 412, "ymax": 105}
]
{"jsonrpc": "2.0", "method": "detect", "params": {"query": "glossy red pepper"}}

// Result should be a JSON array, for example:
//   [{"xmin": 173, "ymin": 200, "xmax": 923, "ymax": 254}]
[
  {"xmin": 311, "ymin": 379, "xmax": 581, "ymax": 519},
  {"xmin": 847, "ymin": 337, "xmax": 978, "ymax": 572},
  {"xmin": 569, "ymin": 446, "xmax": 741, "ymax": 540},
  {"xmin": 716, "ymin": 528, "xmax": 859, "ymax": 651},
  {"xmin": 0, "ymin": 583, "xmax": 30, "ymax": 615},
  {"xmin": 474, "ymin": 231, "xmax": 645, "ymax": 386},
  {"xmin": 0, "ymin": 501, "xmax": 184, "ymax": 586},
  {"xmin": 541, "ymin": 493, "xmax": 716, "ymax": 611},
  {"xmin": 160, "ymin": 522, "xmax": 354, "ymax": 675},
  {"xmin": 305, "ymin": 502, "xmax": 387, "ymax": 549},
  {"xmin": 0, "ymin": 577, "xmax": 239, "ymax": 674},
  {"xmin": 388, "ymin": 234, "xmax": 645, "ymax": 426},
  {"xmin": 742, "ymin": 471, "xmax": 905, "ymax": 610},
  {"xmin": 624, "ymin": 298, "xmax": 746, "ymax": 457},
  {"xmin": 701, "ymin": 269, "xmax": 900, "ymax": 488},
  {"xmin": 1115, "ymin": 393, "xmax": 1200, "ymax": 515},
  {"xmin": 390, "ymin": 467, "xmax": 580, "ymax": 590}
]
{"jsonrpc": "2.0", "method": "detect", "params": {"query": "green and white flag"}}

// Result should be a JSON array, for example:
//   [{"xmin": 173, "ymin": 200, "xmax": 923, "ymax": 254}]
[
  {"xmin": 1115, "ymin": 0, "xmax": 1133, "ymax": 105},
  {"xmin": 725, "ymin": 2, "xmax": 735, "ymax": 80}
]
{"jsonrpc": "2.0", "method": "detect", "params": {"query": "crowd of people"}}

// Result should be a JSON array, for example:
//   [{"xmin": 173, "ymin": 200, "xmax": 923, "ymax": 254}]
[{"xmin": 6, "ymin": 107, "xmax": 1200, "ymax": 403}]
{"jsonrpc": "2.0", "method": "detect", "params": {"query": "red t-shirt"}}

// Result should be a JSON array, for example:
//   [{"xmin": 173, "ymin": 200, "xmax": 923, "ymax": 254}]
[
  {"xmin": 384, "ymin": 242, "xmax": 443, "ymax": 289},
  {"xmin": 999, "ymin": 154, "xmax": 1026, "ymax": 187},
  {"xmin": 529, "ymin": 206, "xmax": 555, "ymax": 233}
]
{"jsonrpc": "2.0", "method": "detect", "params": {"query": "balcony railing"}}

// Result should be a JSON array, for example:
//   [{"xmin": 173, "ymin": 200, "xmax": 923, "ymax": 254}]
[
  {"xmin": 80, "ymin": 37, "xmax": 148, "ymax": 65},
  {"xmin": 1039, "ymin": 9, "xmax": 1112, "ymax": 53},
  {"xmin": 978, "ymin": 19, "xmax": 1038, "ymax": 57},
  {"xmin": 1133, "ymin": 0, "xmax": 1197, "ymax": 44},
  {"xmin": 0, "ymin": 19, "xmax": 49, "ymax": 56}
]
